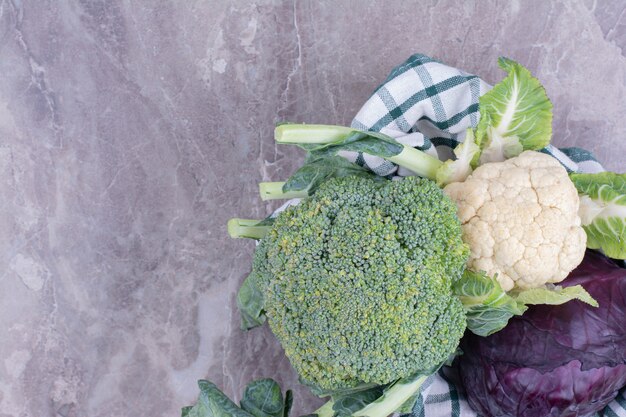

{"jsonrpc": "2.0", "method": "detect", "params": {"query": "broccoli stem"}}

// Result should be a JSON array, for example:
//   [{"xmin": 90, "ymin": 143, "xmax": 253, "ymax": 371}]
[
  {"xmin": 352, "ymin": 374, "xmax": 429, "ymax": 417},
  {"xmin": 309, "ymin": 374, "xmax": 428, "ymax": 417},
  {"xmin": 227, "ymin": 219, "xmax": 270, "ymax": 239},
  {"xmin": 275, "ymin": 124, "xmax": 443, "ymax": 180},
  {"xmin": 387, "ymin": 146, "xmax": 442, "ymax": 180},
  {"xmin": 275, "ymin": 124, "xmax": 356, "ymax": 143},
  {"xmin": 313, "ymin": 400, "xmax": 335, "ymax": 417},
  {"xmin": 259, "ymin": 181, "xmax": 309, "ymax": 201}
]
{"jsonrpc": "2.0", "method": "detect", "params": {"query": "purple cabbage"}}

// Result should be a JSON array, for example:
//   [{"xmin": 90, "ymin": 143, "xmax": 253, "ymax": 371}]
[{"xmin": 458, "ymin": 250, "xmax": 626, "ymax": 417}]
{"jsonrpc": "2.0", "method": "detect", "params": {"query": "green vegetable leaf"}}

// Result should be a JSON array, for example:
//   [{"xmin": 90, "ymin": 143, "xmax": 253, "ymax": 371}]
[
  {"xmin": 476, "ymin": 57, "xmax": 553, "ymax": 164},
  {"xmin": 183, "ymin": 380, "xmax": 301, "ymax": 417},
  {"xmin": 454, "ymin": 270, "xmax": 599, "ymax": 337},
  {"xmin": 453, "ymin": 270, "xmax": 527, "ymax": 337},
  {"xmin": 478, "ymin": 128, "xmax": 523, "ymax": 164},
  {"xmin": 436, "ymin": 129, "xmax": 480, "ymax": 186},
  {"xmin": 276, "ymin": 124, "xmax": 403, "ymax": 158},
  {"xmin": 275, "ymin": 124, "xmax": 443, "ymax": 179},
  {"xmin": 512, "ymin": 284, "xmax": 598, "ymax": 307},
  {"xmin": 474, "ymin": 111, "xmax": 490, "ymax": 151},
  {"xmin": 240, "ymin": 379, "xmax": 289, "ymax": 417},
  {"xmin": 237, "ymin": 271, "xmax": 267, "ymax": 330},
  {"xmin": 283, "ymin": 155, "xmax": 382, "ymax": 196},
  {"xmin": 303, "ymin": 375, "xmax": 432, "ymax": 417},
  {"xmin": 463, "ymin": 306, "xmax": 528, "ymax": 337},
  {"xmin": 570, "ymin": 172, "xmax": 626, "ymax": 259},
  {"xmin": 396, "ymin": 393, "xmax": 419, "ymax": 414},
  {"xmin": 183, "ymin": 380, "xmax": 255, "ymax": 417},
  {"xmin": 304, "ymin": 131, "xmax": 403, "ymax": 158},
  {"xmin": 331, "ymin": 385, "xmax": 386, "ymax": 416},
  {"xmin": 350, "ymin": 368, "xmax": 436, "ymax": 417}
]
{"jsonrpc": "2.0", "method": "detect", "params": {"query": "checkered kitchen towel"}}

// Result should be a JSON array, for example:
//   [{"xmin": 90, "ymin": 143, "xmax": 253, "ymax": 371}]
[
  {"xmin": 348, "ymin": 53, "xmax": 604, "ymax": 176},
  {"xmin": 347, "ymin": 53, "xmax": 625, "ymax": 417}
]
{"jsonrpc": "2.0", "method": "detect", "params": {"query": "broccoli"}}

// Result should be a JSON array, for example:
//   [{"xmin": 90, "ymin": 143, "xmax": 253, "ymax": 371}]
[
  {"xmin": 265, "ymin": 176, "xmax": 467, "ymax": 390},
  {"xmin": 230, "ymin": 175, "xmax": 468, "ymax": 415}
]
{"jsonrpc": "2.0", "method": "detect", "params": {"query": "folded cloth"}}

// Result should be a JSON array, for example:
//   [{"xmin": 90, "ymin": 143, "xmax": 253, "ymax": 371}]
[
  {"xmin": 348, "ymin": 53, "xmax": 624, "ymax": 417},
  {"xmin": 349, "ymin": 53, "xmax": 605, "ymax": 176}
]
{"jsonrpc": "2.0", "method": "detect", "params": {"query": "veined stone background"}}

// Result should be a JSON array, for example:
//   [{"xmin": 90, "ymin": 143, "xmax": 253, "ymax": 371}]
[{"xmin": 0, "ymin": 1, "xmax": 625, "ymax": 416}]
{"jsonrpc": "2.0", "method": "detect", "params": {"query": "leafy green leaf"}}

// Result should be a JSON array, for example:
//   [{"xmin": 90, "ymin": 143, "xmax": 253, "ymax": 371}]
[
  {"xmin": 436, "ymin": 129, "xmax": 480, "ymax": 186},
  {"xmin": 478, "ymin": 129, "xmax": 523, "ymax": 163},
  {"xmin": 453, "ymin": 270, "xmax": 527, "ymax": 336},
  {"xmin": 454, "ymin": 270, "xmax": 599, "ymax": 337},
  {"xmin": 474, "ymin": 111, "xmax": 490, "ymax": 151},
  {"xmin": 183, "ymin": 380, "xmax": 255, "ymax": 417},
  {"xmin": 331, "ymin": 385, "xmax": 386, "ymax": 416},
  {"xmin": 350, "ymin": 368, "xmax": 436, "ymax": 417},
  {"xmin": 396, "ymin": 393, "xmax": 419, "ymax": 414},
  {"xmin": 275, "ymin": 124, "xmax": 443, "ymax": 179},
  {"xmin": 283, "ymin": 155, "xmax": 382, "ymax": 195},
  {"xmin": 274, "ymin": 123, "xmax": 401, "ymax": 162},
  {"xmin": 477, "ymin": 57, "xmax": 553, "ymax": 164},
  {"xmin": 183, "ymin": 380, "xmax": 303, "ymax": 417},
  {"xmin": 512, "ymin": 284, "xmax": 598, "ymax": 307},
  {"xmin": 240, "ymin": 379, "xmax": 287, "ymax": 417},
  {"xmin": 463, "ymin": 306, "xmax": 528, "ymax": 337},
  {"xmin": 570, "ymin": 172, "xmax": 626, "ymax": 259},
  {"xmin": 237, "ymin": 271, "xmax": 267, "ymax": 330}
]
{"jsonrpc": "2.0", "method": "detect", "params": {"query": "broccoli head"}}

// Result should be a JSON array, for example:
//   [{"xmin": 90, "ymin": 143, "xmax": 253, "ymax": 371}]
[{"xmin": 251, "ymin": 176, "xmax": 469, "ymax": 392}]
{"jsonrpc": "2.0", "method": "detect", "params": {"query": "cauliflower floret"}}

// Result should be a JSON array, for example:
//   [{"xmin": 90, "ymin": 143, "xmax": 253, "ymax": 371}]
[{"xmin": 444, "ymin": 151, "xmax": 587, "ymax": 291}]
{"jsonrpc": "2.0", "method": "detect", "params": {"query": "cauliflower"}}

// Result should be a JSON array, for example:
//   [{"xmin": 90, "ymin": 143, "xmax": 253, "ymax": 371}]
[{"xmin": 443, "ymin": 151, "xmax": 587, "ymax": 291}]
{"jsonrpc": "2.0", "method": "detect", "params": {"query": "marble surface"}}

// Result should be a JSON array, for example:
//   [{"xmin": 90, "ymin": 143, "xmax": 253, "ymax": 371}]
[{"xmin": 1, "ymin": 1, "xmax": 626, "ymax": 416}]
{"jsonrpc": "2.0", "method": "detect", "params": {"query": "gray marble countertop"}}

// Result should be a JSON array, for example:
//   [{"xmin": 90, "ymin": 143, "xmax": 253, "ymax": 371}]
[{"xmin": 1, "ymin": 1, "xmax": 625, "ymax": 416}]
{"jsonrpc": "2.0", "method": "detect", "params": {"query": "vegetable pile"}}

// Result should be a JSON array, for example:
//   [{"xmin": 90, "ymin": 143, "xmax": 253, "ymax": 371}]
[{"xmin": 184, "ymin": 57, "xmax": 626, "ymax": 417}]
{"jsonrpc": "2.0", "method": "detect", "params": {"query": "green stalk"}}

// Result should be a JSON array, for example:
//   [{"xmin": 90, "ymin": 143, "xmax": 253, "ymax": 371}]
[
  {"xmin": 387, "ymin": 147, "xmax": 442, "ymax": 179},
  {"xmin": 275, "ymin": 124, "xmax": 443, "ymax": 180},
  {"xmin": 259, "ymin": 181, "xmax": 309, "ymax": 201},
  {"xmin": 313, "ymin": 399, "xmax": 335, "ymax": 417},
  {"xmin": 275, "ymin": 124, "xmax": 356, "ymax": 144},
  {"xmin": 227, "ymin": 219, "xmax": 270, "ymax": 239},
  {"xmin": 352, "ymin": 374, "xmax": 429, "ymax": 417}
]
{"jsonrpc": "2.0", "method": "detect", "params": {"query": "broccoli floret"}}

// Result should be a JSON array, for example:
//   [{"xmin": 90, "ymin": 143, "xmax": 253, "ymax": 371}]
[{"xmin": 251, "ymin": 176, "xmax": 468, "ymax": 392}]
